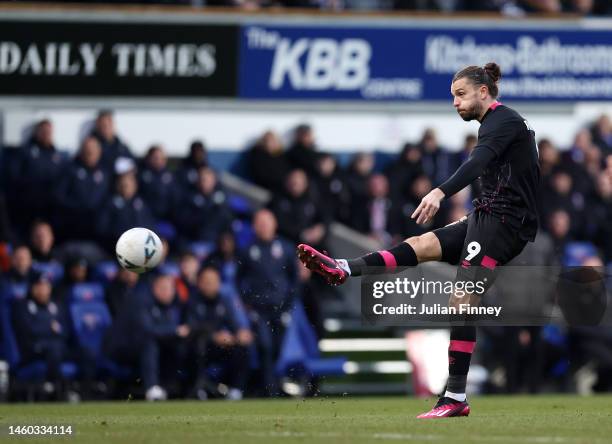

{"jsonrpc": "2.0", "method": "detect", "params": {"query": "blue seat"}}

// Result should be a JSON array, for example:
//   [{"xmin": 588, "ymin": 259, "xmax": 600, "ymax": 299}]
[
  {"xmin": 562, "ymin": 242, "xmax": 598, "ymax": 266},
  {"xmin": 228, "ymin": 195, "xmax": 252, "ymax": 217},
  {"xmin": 32, "ymin": 261, "xmax": 64, "ymax": 283},
  {"xmin": 69, "ymin": 282, "xmax": 105, "ymax": 303},
  {"xmin": 232, "ymin": 220, "xmax": 255, "ymax": 250},
  {"xmin": 0, "ymin": 298, "xmax": 77, "ymax": 383},
  {"xmin": 275, "ymin": 301, "xmax": 346, "ymax": 378},
  {"xmin": 93, "ymin": 261, "xmax": 119, "ymax": 286},
  {"xmin": 1, "ymin": 282, "xmax": 28, "ymax": 301},
  {"xmin": 155, "ymin": 221, "xmax": 177, "ymax": 242}
]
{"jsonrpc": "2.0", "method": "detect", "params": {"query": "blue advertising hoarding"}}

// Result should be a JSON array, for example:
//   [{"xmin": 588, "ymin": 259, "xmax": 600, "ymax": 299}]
[{"xmin": 239, "ymin": 24, "xmax": 612, "ymax": 101}]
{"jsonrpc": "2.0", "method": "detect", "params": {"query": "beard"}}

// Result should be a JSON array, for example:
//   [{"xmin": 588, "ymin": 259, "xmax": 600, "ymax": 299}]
[{"xmin": 457, "ymin": 102, "xmax": 483, "ymax": 122}]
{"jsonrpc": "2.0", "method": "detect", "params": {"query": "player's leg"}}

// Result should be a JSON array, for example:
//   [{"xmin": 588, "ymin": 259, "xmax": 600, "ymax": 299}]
[
  {"xmin": 418, "ymin": 212, "xmax": 527, "ymax": 418},
  {"xmin": 297, "ymin": 216, "xmax": 468, "ymax": 285}
]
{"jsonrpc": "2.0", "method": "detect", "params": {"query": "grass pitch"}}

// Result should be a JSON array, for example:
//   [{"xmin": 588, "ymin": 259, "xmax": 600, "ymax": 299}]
[{"xmin": 1, "ymin": 395, "xmax": 612, "ymax": 444}]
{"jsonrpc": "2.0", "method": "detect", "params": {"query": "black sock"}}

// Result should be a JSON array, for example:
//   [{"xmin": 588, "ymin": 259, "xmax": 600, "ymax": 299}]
[
  {"xmin": 447, "ymin": 326, "xmax": 476, "ymax": 394},
  {"xmin": 346, "ymin": 242, "xmax": 417, "ymax": 276}
]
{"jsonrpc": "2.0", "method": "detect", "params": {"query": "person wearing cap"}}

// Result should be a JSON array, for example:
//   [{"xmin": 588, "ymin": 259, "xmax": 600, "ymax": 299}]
[
  {"xmin": 11, "ymin": 272, "xmax": 69, "ymax": 399},
  {"xmin": 95, "ymin": 172, "xmax": 156, "ymax": 252}
]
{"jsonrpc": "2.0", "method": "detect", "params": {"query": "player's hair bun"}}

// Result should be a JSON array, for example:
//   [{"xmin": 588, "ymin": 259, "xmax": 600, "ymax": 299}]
[{"xmin": 484, "ymin": 62, "xmax": 502, "ymax": 83}]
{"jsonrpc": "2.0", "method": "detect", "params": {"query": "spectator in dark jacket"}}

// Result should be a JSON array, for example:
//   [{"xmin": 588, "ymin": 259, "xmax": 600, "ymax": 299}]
[
  {"xmin": 561, "ymin": 129, "xmax": 598, "ymax": 197},
  {"xmin": 540, "ymin": 169, "xmax": 586, "ymax": 239},
  {"xmin": 312, "ymin": 154, "xmax": 351, "ymax": 224},
  {"xmin": 384, "ymin": 142, "xmax": 424, "ymax": 203},
  {"xmin": 29, "ymin": 221, "xmax": 58, "ymax": 264},
  {"xmin": 238, "ymin": 209, "xmax": 298, "ymax": 396},
  {"xmin": 175, "ymin": 167, "xmax": 233, "ymax": 244},
  {"xmin": 53, "ymin": 256, "xmax": 89, "ymax": 304},
  {"xmin": 247, "ymin": 131, "xmax": 292, "ymax": 193},
  {"xmin": 187, "ymin": 266, "xmax": 252, "ymax": 399},
  {"xmin": 286, "ymin": 124, "xmax": 320, "ymax": 176},
  {"xmin": 138, "ymin": 145, "xmax": 178, "ymax": 221},
  {"xmin": 139, "ymin": 274, "xmax": 190, "ymax": 401},
  {"xmin": 174, "ymin": 251, "xmax": 200, "ymax": 304},
  {"xmin": 175, "ymin": 140, "xmax": 208, "ymax": 193},
  {"xmin": 91, "ymin": 110, "xmax": 133, "ymax": 173},
  {"xmin": 591, "ymin": 114, "xmax": 612, "ymax": 156},
  {"xmin": 55, "ymin": 136, "xmax": 110, "ymax": 241},
  {"xmin": 1, "ymin": 245, "xmax": 36, "ymax": 301},
  {"xmin": 96, "ymin": 172, "xmax": 156, "ymax": 251},
  {"xmin": 419, "ymin": 128, "xmax": 454, "ymax": 185},
  {"xmin": 350, "ymin": 174, "xmax": 396, "ymax": 245},
  {"xmin": 13, "ymin": 119, "xmax": 66, "ymax": 233},
  {"xmin": 11, "ymin": 273, "xmax": 68, "ymax": 398},
  {"xmin": 345, "ymin": 152, "xmax": 374, "ymax": 211},
  {"xmin": 547, "ymin": 209, "xmax": 572, "ymax": 261},
  {"xmin": 269, "ymin": 169, "xmax": 330, "ymax": 249},
  {"xmin": 105, "ymin": 268, "xmax": 139, "ymax": 318},
  {"xmin": 592, "ymin": 172, "xmax": 612, "ymax": 262}
]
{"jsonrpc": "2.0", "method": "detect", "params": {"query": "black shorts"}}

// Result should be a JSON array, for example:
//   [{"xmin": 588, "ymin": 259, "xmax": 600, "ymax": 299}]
[{"xmin": 433, "ymin": 211, "xmax": 527, "ymax": 287}]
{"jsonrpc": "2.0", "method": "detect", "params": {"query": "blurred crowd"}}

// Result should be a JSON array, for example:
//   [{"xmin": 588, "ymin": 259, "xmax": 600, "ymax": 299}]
[
  {"xmin": 4, "ymin": 0, "xmax": 612, "ymax": 15},
  {"xmin": 1, "ymin": 109, "xmax": 612, "ymax": 401}
]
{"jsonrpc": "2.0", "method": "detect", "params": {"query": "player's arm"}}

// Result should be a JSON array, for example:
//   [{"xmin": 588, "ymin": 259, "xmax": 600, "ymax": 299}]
[
  {"xmin": 437, "ymin": 146, "xmax": 497, "ymax": 197},
  {"xmin": 411, "ymin": 147, "xmax": 495, "ymax": 224}
]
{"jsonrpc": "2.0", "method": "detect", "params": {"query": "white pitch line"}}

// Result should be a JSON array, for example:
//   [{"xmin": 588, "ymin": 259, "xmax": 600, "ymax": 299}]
[{"xmin": 237, "ymin": 430, "xmax": 597, "ymax": 443}]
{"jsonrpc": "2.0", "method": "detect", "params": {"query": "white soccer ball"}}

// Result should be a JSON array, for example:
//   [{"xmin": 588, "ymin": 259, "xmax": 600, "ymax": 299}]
[{"xmin": 115, "ymin": 227, "xmax": 163, "ymax": 274}]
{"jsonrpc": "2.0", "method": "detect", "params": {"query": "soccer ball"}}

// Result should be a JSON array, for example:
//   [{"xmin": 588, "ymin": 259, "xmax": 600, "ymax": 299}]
[{"xmin": 115, "ymin": 227, "xmax": 163, "ymax": 274}]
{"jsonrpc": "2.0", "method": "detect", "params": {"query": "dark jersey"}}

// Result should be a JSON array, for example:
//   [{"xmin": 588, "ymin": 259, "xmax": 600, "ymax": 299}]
[{"xmin": 472, "ymin": 104, "xmax": 541, "ymax": 242}]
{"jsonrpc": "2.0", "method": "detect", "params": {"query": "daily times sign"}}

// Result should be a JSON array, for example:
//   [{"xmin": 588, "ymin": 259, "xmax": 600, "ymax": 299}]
[
  {"xmin": 0, "ymin": 21, "xmax": 237, "ymax": 96},
  {"xmin": 1, "ymin": 19, "xmax": 612, "ymax": 101}
]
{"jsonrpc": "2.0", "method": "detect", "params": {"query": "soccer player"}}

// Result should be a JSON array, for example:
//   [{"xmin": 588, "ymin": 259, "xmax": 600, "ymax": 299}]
[{"xmin": 296, "ymin": 62, "xmax": 540, "ymax": 418}]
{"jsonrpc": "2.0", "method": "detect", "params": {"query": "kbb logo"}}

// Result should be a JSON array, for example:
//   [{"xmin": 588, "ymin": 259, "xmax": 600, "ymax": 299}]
[{"xmin": 269, "ymin": 38, "xmax": 371, "ymax": 91}]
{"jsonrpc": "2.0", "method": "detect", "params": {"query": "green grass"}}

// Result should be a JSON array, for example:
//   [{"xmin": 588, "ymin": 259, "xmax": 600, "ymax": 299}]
[{"xmin": 2, "ymin": 395, "xmax": 612, "ymax": 444}]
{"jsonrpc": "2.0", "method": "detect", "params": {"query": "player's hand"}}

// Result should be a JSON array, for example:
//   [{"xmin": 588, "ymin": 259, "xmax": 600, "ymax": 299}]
[{"xmin": 411, "ymin": 188, "xmax": 445, "ymax": 225}]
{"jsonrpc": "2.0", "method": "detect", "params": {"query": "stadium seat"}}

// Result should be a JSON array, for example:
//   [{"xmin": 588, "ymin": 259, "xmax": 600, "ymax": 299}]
[
  {"xmin": 32, "ymin": 261, "xmax": 64, "ymax": 284},
  {"xmin": 93, "ymin": 261, "xmax": 119, "ymax": 286},
  {"xmin": 70, "ymin": 301, "xmax": 112, "ymax": 354},
  {"xmin": 228, "ymin": 195, "xmax": 252, "ymax": 217},
  {"xmin": 562, "ymin": 242, "xmax": 599, "ymax": 266},
  {"xmin": 69, "ymin": 282, "xmax": 105, "ymax": 303},
  {"xmin": 232, "ymin": 219, "xmax": 255, "ymax": 250},
  {"xmin": 1, "ymin": 282, "xmax": 28, "ymax": 301},
  {"xmin": 275, "ymin": 301, "xmax": 346, "ymax": 378},
  {"xmin": 155, "ymin": 221, "xmax": 177, "ymax": 242}
]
